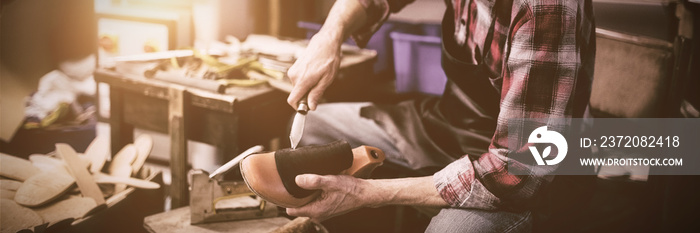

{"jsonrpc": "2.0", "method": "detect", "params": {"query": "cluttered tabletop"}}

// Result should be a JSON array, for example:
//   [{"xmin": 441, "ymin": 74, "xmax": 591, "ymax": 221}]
[{"xmin": 0, "ymin": 34, "xmax": 375, "ymax": 233}]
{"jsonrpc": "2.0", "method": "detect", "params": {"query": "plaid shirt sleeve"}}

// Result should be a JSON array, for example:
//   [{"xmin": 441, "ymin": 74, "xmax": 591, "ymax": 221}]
[
  {"xmin": 352, "ymin": 0, "xmax": 415, "ymax": 47},
  {"xmin": 434, "ymin": 1, "xmax": 590, "ymax": 209}
]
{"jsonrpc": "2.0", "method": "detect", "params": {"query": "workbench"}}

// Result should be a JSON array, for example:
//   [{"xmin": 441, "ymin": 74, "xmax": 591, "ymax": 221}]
[
  {"xmin": 95, "ymin": 47, "xmax": 376, "ymax": 209},
  {"xmin": 143, "ymin": 206, "xmax": 290, "ymax": 233}
]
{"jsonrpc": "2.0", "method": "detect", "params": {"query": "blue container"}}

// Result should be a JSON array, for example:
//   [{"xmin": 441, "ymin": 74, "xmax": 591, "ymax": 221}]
[{"xmin": 390, "ymin": 32, "xmax": 446, "ymax": 96}]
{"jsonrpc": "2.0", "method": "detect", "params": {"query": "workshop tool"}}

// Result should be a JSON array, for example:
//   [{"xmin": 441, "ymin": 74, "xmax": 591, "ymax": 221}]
[
  {"xmin": 289, "ymin": 96, "xmax": 309, "ymax": 149},
  {"xmin": 246, "ymin": 70, "xmax": 293, "ymax": 93},
  {"xmin": 113, "ymin": 50, "xmax": 195, "ymax": 62},
  {"xmin": 190, "ymin": 145, "xmax": 277, "ymax": 224},
  {"xmin": 189, "ymin": 170, "xmax": 278, "ymax": 225},
  {"xmin": 240, "ymin": 140, "xmax": 385, "ymax": 208},
  {"xmin": 56, "ymin": 143, "xmax": 106, "ymax": 206}
]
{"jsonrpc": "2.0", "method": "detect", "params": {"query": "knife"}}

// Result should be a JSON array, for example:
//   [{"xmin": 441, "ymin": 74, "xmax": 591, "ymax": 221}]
[{"xmin": 289, "ymin": 96, "xmax": 309, "ymax": 149}]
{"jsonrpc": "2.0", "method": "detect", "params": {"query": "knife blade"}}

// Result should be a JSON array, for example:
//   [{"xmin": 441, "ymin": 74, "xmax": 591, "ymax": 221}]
[{"xmin": 289, "ymin": 97, "xmax": 309, "ymax": 149}]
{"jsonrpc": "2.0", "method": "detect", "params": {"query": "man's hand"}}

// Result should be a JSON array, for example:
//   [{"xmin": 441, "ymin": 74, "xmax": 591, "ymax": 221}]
[
  {"xmin": 285, "ymin": 0, "xmax": 367, "ymax": 111},
  {"xmin": 286, "ymin": 174, "xmax": 449, "ymax": 223},
  {"xmin": 286, "ymin": 32, "xmax": 342, "ymax": 111},
  {"xmin": 286, "ymin": 174, "xmax": 373, "ymax": 222}
]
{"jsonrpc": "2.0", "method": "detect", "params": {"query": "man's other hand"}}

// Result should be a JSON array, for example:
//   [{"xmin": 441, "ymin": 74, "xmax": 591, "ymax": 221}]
[{"xmin": 286, "ymin": 174, "xmax": 369, "ymax": 222}]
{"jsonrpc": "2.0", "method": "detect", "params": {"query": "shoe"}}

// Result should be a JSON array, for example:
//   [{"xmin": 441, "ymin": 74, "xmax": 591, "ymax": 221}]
[{"xmin": 240, "ymin": 140, "xmax": 384, "ymax": 208}]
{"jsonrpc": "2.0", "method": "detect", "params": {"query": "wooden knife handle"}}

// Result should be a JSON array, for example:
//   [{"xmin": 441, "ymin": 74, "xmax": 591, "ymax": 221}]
[{"xmin": 343, "ymin": 146, "xmax": 385, "ymax": 178}]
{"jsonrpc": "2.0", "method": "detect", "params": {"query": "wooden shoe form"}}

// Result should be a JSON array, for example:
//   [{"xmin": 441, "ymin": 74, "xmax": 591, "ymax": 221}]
[
  {"xmin": 131, "ymin": 134, "xmax": 153, "ymax": 176},
  {"xmin": 1, "ymin": 189, "xmax": 16, "ymax": 199},
  {"xmin": 0, "ymin": 179, "xmax": 22, "ymax": 191},
  {"xmin": 34, "ymin": 195, "xmax": 97, "ymax": 227},
  {"xmin": 0, "ymin": 153, "xmax": 41, "ymax": 181},
  {"xmin": 83, "ymin": 134, "xmax": 110, "ymax": 174},
  {"xmin": 240, "ymin": 144, "xmax": 385, "ymax": 208},
  {"xmin": 108, "ymin": 144, "xmax": 137, "ymax": 175},
  {"xmin": 0, "ymin": 199, "xmax": 44, "ymax": 233},
  {"xmin": 56, "ymin": 143, "xmax": 106, "ymax": 206},
  {"xmin": 14, "ymin": 171, "xmax": 75, "ymax": 207}
]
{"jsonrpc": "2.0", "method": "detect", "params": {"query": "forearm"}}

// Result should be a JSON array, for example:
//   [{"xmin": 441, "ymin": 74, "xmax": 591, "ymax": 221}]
[
  {"xmin": 363, "ymin": 176, "xmax": 448, "ymax": 207},
  {"xmin": 317, "ymin": 0, "xmax": 368, "ymax": 45}
]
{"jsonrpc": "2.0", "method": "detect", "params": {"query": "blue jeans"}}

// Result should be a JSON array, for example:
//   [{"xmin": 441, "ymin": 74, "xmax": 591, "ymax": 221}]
[
  {"xmin": 299, "ymin": 102, "xmax": 407, "ymax": 167},
  {"xmin": 426, "ymin": 208, "xmax": 532, "ymax": 233}
]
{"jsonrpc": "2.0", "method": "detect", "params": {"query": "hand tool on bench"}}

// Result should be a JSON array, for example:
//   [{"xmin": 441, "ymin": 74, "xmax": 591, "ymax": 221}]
[
  {"xmin": 190, "ymin": 145, "xmax": 278, "ymax": 225},
  {"xmin": 240, "ymin": 140, "xmax": 385, "ymax": 208}
]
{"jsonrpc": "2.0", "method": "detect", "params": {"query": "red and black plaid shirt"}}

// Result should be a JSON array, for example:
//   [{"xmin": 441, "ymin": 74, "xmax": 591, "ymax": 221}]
[{"xmin": 355, "ymin": 0, "xmax": 595, "ymax": 209}]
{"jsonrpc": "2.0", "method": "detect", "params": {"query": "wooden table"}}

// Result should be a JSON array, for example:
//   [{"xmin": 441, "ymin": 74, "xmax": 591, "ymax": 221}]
[
  {"xmin": 95, "ymin": 47, "xmax": 376, "ymax": 209},
  {"xmin": 143, "ymin": 206, "xmax": 290, "ymax": 233},
  {"xmin": 96, "ymin": 69, "xmax": 292, "ymax": 209}
]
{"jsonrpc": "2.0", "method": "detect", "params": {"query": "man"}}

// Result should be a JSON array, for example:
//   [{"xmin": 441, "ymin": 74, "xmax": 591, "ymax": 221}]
[{"xmin": 285, "ymin": 0, "xmax": 595, "ymax": 231}]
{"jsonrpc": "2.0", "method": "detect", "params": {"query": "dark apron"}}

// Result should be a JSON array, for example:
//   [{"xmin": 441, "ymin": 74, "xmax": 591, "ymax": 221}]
[{"xmin": 360, "ymin": 3, "xmax": 501, "ymax": 170}]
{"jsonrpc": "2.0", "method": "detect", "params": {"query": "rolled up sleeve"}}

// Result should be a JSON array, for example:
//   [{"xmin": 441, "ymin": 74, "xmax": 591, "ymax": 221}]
[{"xmin": 433, "ymin": 2, "xmax": 586, "ymax": 210}]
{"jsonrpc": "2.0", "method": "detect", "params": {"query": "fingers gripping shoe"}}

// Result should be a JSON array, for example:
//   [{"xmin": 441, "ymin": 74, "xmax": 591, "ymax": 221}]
[{"xmin": 240, "ymin": 140, "xmax": 385, "ymax": 208}]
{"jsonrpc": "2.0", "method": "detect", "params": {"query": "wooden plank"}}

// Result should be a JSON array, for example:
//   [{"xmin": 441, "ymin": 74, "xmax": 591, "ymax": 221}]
[
  {"xmin": 144, "ymin": 206, "xmax": 290, "ymax": 233},
  {"xmin": 269, "ymin": 0, "xmax": 281, "ymax": 37},
  {"xmin": 56, "ymin": 143, "xmax": 106, "ymax": 205},
  {"xmin": 95, "ymin": 70, "xmax": 169, "ymax": 100},
  {"xmin": 97, "ymin": 69, "xmax": 239, "ymax": 113},
  {"xmin": 168, "ymin": 86, "xmax": 189, "ymax": 208}
]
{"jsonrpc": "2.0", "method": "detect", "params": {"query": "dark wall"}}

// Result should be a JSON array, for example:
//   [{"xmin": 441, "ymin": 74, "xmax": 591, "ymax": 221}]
[{"xmin": 1, "ymin": 0, "xmax": 95, "ymax": 86}]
